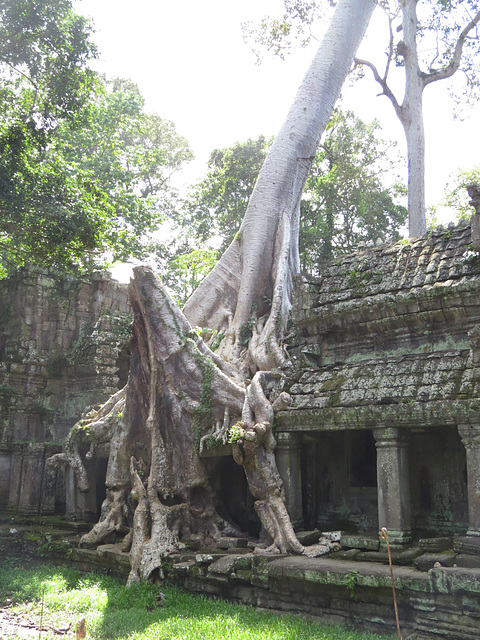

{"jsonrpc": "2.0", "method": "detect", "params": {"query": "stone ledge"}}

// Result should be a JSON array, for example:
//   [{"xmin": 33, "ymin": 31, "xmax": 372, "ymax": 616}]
[{"xmin": 275, "ymin": 399, "xmax": 480, "ymax": 430}]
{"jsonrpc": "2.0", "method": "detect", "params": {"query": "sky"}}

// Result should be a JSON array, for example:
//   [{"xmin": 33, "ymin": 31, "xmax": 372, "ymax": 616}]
[{"xmin": 74, "ymin": 0, "xmax": 480, "ymax": 223}]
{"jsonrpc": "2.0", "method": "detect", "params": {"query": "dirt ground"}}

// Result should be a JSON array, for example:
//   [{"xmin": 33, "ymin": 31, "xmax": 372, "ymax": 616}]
[{"xmin": 0, "ymin": 605, "xmax": 72, "ymax": 639}]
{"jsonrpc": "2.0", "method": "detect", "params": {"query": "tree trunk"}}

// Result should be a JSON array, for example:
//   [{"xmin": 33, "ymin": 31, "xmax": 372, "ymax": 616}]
[
  {"xmin": 53, "ymin": 0, "xmax": 376, "ymax": 584},
  {"xmin": 184, "ymin": 0, "xmax": 377, "ymax": 373},
  {"xmin": 80, "ymin": 268, "xmax": 246, "ymax": 584},
  {"xmin": 400, "ymin": 0, "xmax": 427, "ymax": 238}
]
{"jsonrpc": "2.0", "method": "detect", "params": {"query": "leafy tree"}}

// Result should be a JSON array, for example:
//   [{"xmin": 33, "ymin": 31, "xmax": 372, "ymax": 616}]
[
  {"xmin": 57, "ymin": 77, "xmax": 193, "ymax": 263},
  {"xmin": 243, "ymin": 0, "xmax": 480, "ymax": 238},
  {"xmin": 0, "ymin": 0, "xmax": 98, "ymax": 275},
  {"xmin": 0, "ymin": 0, "xmax": 97, "ymax": 123},
  {"xmin": 175, "ymin": 111, "xmax": 406, "ymax": 282},
  {"xmin": 301, "ymin": 109, "xmax": 406, "ymax": 273},
  {"xmin": 0, "ymin": 2, "xmax": 192, "ymax": 276},
  {"xmin": 163, "ymin": 247, "xmax": 220, "ymax": 305}
]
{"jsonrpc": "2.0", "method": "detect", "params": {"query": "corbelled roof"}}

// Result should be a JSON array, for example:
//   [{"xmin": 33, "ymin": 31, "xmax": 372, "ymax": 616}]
[{"xmin": 276, "ymin": 221, "xmax": 480, "ymax": 431}]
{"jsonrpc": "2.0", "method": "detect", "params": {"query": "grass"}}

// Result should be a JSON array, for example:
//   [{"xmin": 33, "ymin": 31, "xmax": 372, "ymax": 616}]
[{"xmin": 0, "ymin": 557, "xmax": 394, "ymax": 640}]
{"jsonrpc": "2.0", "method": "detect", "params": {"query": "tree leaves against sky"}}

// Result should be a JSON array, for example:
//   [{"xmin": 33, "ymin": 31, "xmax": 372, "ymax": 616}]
[{"xmin": 0, "ymin": 0, "xmax": 193, "ymax": 277}]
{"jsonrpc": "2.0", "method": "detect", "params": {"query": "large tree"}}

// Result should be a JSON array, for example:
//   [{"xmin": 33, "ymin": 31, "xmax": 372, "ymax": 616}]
[
  {"xmin": 0, "ymin": 2, "xmax": 192, "ymax": 275},
  {"xmin": 244, "ymin": 0, "xmax": 480, "ymax": 238},
  {"xmin": 51, "ymin": 0, "xmax": 377, "ymax": 585}
]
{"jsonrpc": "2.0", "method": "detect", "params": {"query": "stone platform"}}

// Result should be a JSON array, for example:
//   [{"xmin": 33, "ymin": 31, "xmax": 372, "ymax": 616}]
[{"xmin": 2, "ymin": 518, "xmax": 480, "ymax": 639}]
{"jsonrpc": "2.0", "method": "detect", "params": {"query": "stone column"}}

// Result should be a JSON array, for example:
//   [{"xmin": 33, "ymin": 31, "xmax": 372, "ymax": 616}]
[
  {"xmin": 275, "ymin": 431, "xmax": 303, "ymax": 529},
  {"xmin": 374, "ymin": 427, "xmax": 411, "ymax": 547},
  {"xmin": 458, "ymin": 424, "xmax": 480, "ymax": 536},
  {"xmin": 65, "ymin": 465, "xmax": 80, "ymax": 518}
]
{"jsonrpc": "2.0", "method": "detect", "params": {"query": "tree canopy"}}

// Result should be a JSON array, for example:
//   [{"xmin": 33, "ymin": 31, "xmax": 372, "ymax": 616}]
[{"xmin": 0, "ymin": 0, "xmax": 192, "ymax": 277}]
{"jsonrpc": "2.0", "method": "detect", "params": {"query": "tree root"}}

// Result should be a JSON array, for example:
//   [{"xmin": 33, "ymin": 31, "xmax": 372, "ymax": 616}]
[
  {"xmin": 79, "ymin": 485, "xmax": 129, "ymax": 547},
  {"xmin": 232, "ymin": 420, "xmax": 304, "ymax": 556}
]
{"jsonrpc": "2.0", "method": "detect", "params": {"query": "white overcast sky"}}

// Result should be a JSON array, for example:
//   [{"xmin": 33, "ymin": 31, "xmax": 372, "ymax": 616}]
[{"xmin": 75, "ymin": 0, "xmax": 480, "ymax": 221}]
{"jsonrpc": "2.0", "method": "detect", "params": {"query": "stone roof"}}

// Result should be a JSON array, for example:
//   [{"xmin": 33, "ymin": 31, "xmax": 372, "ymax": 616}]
[{"xmin": 276, "ymin": 221, "xmax": 480, "ymax": 431}]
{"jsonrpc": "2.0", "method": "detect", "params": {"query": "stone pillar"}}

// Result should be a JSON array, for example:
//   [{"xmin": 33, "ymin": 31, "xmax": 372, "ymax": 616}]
[
  {"xmin": 458, "ymin": 424, "xmax": 480, "ymax": 536},
  {"xmin": 275, "ymin": 431, "xmax": 303, "ymax": 529},
  {"xmin": 374, "ymin": 427, "xmax": 412, "ymax": 547},
  {"xmin": 65, "ymin": 465, "xmax": 79, "ymax": 518},
  {"xmin": 0, "ymin": 448, "xmax": 12, "ymax": 509},
  {"xmin": 41, "ymin": 464, "xmax": 58, "ymax": 515}
]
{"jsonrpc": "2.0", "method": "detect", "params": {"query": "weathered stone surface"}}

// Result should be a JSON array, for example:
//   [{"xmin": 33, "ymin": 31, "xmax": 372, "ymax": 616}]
[
  {"xmin": 419, "ymin": 537, "xmax": 454, "ymax": 552},
  {"xmin": 454, "ymin": 536, "xmax": 480, "ymax": 555},
  {"xmin": 341, "ymin": 534, "xmax": 380, "ymax": 551},
  {"xmin": 280, "ymin": 222, "xmax": 480, "ymax": 426},
  {"xmin": 272, "ymin": 223, "xmax": 478, "ymax": 541},
  {"xmin": 216, "ymin": 536, "xmax": 249, "ymax": 549},
  {"xmin": 296, "ymin": 529, "xmax": 322, "ymax": 545},
  {"xmin": 0, "ymin": 268, "xmax": 131, "ymax": 517},
  {"xmin": 414, "ymin": 552, "xmax": 457, "ymax": 571},
  {"xmin": 455, "ymin": 554, "xmax": 480, "ymax": 569}
]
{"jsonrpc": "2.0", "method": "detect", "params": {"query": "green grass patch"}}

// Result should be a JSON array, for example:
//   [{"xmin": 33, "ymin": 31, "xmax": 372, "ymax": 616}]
[{"xmin": 0, "ymin": 557, "xmax": 393, "ymax": 640}]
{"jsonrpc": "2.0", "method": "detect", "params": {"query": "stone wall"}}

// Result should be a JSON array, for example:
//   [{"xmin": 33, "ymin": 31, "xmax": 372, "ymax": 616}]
[{"xmin": 0, "ymin": 268, "xmax": 131, "ymax": 516}]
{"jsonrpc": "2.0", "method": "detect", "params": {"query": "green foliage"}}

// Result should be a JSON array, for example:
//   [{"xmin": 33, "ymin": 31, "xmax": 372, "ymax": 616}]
[
  {"xmin": 442, "ymin": 166, "xmax": 480, "ymax": 220},
  {"xmin": 158, "ymin": 136, "xmax": 270, "ymax": 301},
  {"xmin": 0, "ymin": 0, "xmax": 98, "ymax": 273},
  {"xmin": 0, "ymin": 0, "xmax": 97, "ymax": 121},
  {"xmin": 344, "ymin": 570, "xmax": 360, "ymax": 601},
  {"xmin": 163, "ymin": 247, "xmax": 219, "ymax": 306},
  {"xmin": 180, "ymin": 135, "xmax": 271, "ymax": 253},
  {"xmin": 228, "ymin": 422, "xmax": 251, "ymax": 444},
  {"xmin": 0, "ymin": 2, "xmax": 193, "ymax": 276},
  {"xmin": 301, "ymin": 109, "xmax": 406, "ymax": 273}
]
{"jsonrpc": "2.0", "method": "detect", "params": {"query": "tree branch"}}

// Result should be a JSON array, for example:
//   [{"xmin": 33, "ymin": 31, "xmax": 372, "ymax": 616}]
[
  {"xmin": 3, "ymin": 59, "xmax": 38, "ymax": 90},
  {"xmin": 424, "ymin": 10, "xmax": 480, "ymax": 86},
  {"xmin": 354, "ymin": 57, "xmax": 402, "ymax": 119}
]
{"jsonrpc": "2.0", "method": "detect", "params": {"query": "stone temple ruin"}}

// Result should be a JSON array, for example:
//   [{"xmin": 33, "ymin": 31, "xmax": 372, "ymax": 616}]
[
  {"xmin": 2, "ymin": 221, "xmax": 480, "ymax": 638},
  {"xmin": 0, "ymin": 268, "xmax": 131, "ymax": 518},
  {"xmin": 277, "ymin": 219, "xmax": 480, "ymax": 546}
]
